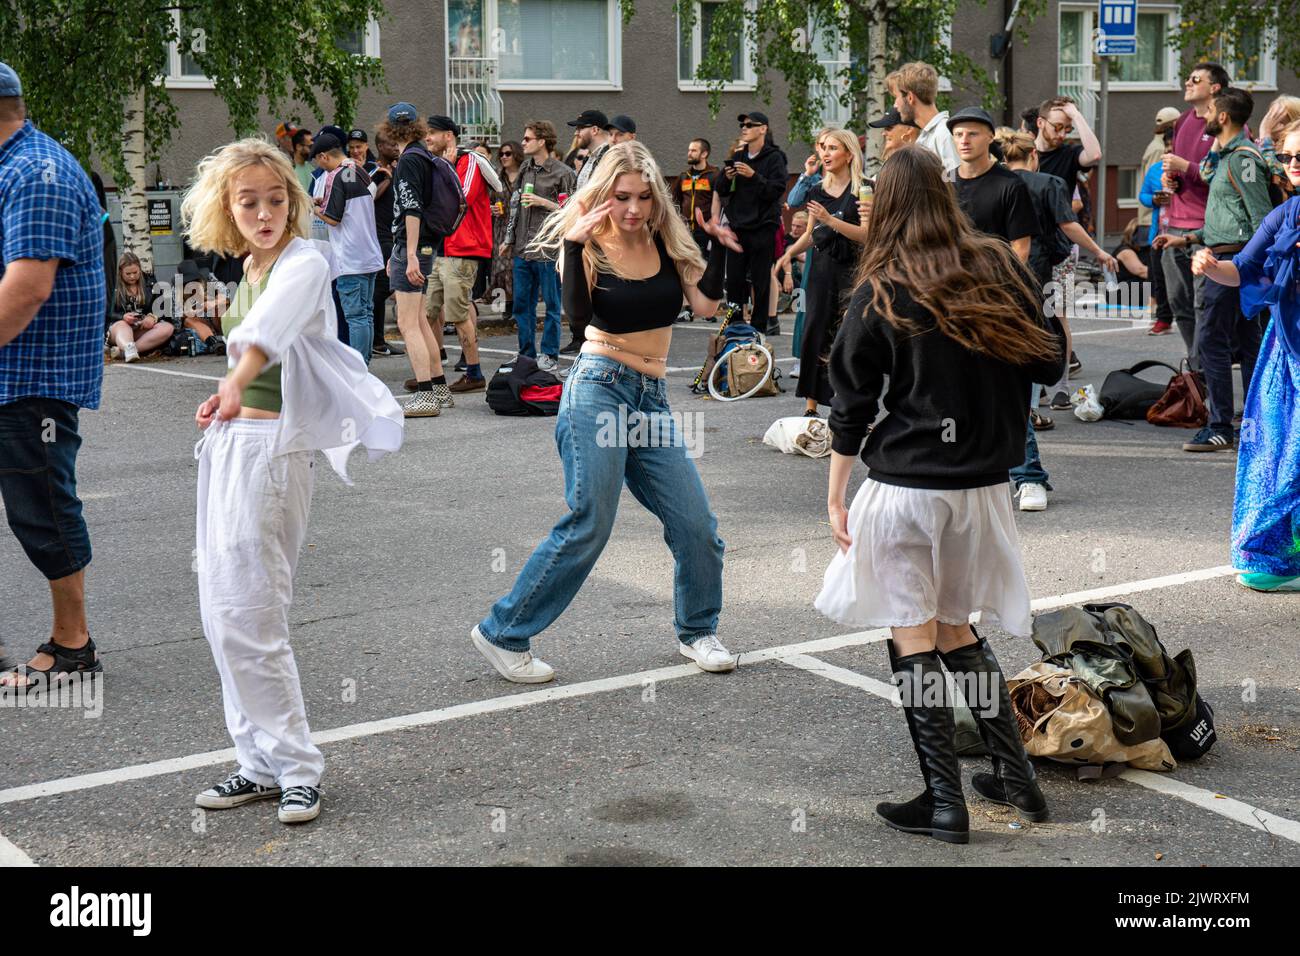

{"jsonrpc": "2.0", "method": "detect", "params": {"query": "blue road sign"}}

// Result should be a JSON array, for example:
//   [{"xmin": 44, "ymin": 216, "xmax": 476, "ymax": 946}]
[{"xmin": 1096, "ymin": 0, "xmax": 1138, "ymax": 56}]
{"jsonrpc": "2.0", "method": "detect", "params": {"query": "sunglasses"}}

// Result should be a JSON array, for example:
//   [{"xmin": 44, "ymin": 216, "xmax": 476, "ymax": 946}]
[
  {"xmin": 1046, "ymin": 119, "xmax": 1074, "ymax": 135},
  {"xmin": 739, "ymin": 121, "xmax": 763, "ymax": 129},
  {"xmin": 499, "ymin": 150, "xmax": 513, "ymax": 157},
  {"xmin": 1187, "ymin": 75, "xmax": 1206, "ymax": 85},
  {"xmin": 1275, "ymin": 153, "xmax": 1300, "ymax": 166}
]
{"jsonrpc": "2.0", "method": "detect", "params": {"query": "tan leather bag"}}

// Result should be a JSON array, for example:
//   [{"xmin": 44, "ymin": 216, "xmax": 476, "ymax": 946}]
[
  {"xmin": 1146, "ymin": 360, "xmax": 1208, "ymax": 429},
  {"xmin": 726, "ymin": 344, "xmax": 781, "ymax": 398},
  {"xmin": 1009, "ymin": 662, "xmax": 1176, "ymax": 771}
]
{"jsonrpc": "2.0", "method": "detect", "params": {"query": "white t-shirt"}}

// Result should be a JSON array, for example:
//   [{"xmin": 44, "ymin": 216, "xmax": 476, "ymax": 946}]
[
  {"xmin": 917, "ymin": 111, "xmax": 960, "ymax": 173},
  {"xmin": 316, "ymin": 160, "xmax": 384, "ymax": 278}
]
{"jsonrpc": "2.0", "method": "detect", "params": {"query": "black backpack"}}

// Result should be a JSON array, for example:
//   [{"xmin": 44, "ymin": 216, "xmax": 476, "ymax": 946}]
[
  {"xmin": 409, "ymin": 143, "xmax": 467, "ymax": 239},
  {"xmin": 1098, "ymin": 360, "xmax": 1179, "ymax": 419},
  {"xmin": 485, "ymin": 356, "xmax": 563, "ymax": 416}
]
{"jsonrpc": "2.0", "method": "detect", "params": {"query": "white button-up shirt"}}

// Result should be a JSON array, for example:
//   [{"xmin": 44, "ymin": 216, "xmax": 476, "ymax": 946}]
[{"xmin": 917, "ymin": 110, "xmax": 960, "ymax": 172}]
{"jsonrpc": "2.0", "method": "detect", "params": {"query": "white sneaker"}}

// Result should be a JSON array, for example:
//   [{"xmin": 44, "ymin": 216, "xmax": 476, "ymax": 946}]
[
  {"xmin": 1017, "ymin": 483, "xmax": 1048, "ymax": 512},
  {"xmin": 679, "ymin": 634, "xmax": 737, "ymax": 673},
  {"xmin": 470, "ymin": 625, "xmax": 555, "ymax": 683},
  {"xmin": 123, "ymin": 342, "xmax": 139, "ymax": 363},
  {"xmin": 536, "ymin": 354, "xmax": 558, "ymax": 374},
  {"xmin": 790, "ymin": 360, "xmax": 801, "ymax": 379}
]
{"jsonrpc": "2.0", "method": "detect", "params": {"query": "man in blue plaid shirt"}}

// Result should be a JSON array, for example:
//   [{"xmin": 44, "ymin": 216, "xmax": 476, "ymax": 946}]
[{"xmin": 0, "ymin": 61, "xmax": 106, "ymax": 689}]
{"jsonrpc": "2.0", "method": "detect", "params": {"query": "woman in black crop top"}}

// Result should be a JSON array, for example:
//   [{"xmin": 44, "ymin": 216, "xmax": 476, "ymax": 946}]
[
  {"xmin": 470, "ymin": 141, "xmax": 744, "ymax": 684},
  {"xmin": 776, "ymin": 128, "xmax": 868, "ymax": 415}
]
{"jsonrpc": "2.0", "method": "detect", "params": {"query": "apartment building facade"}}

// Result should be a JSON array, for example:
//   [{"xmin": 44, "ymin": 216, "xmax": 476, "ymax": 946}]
[{"xmin": 144, "ymin": 1, "xmax": 1299, "ymax": 241}]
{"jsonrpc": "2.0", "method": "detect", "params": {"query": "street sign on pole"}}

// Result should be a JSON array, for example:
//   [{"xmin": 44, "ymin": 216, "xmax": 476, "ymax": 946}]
[{"xmin": 1096, "ymin": 0, "xmax": 1138, "ymax": 56}]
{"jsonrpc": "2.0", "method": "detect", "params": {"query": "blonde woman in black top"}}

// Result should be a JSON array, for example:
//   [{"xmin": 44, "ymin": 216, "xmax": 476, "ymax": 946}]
[
  {"xmin": 107, "ymin": 252, "xmax": 173, "ymax": 362},
  {"xmin": 470, "ymin": 141, "xmax": 742, "ymax": 684}
]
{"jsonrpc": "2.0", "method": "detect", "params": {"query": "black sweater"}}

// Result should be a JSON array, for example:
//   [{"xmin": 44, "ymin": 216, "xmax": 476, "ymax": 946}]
[
  {"xmin": 721, "ymin": 142, "xmax": 788, "ymax": 230},
  {"xmin": 827, "ymin": 277, "xmax": 1065, "ymax": 490}
]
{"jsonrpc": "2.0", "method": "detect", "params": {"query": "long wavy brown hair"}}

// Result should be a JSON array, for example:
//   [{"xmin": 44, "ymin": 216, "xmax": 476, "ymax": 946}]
[{"xmin": 853, "ymin": 145, "xmax": 1057, "ymax": 366}]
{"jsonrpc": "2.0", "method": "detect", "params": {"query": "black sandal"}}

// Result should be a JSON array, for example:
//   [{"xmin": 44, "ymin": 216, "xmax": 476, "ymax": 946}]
[
  {"xmin": 1030, "ymin": 410, "xmax": 1054, "ymax": 431},
  {"xmin": 3, "ymin": 637, "xmax": 102, "ymax": 690}
]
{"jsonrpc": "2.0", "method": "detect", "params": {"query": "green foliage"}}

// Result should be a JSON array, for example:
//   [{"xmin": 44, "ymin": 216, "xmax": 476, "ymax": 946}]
[
  {"xmin": 0, "ymin": 0, "xmax": 386, "ymax": 184},
  {"xmin": 1170, "ymin": 1, "xmax": 1293, "ymax": 81},
  {"xmin": 622, "ymin": 0, "xmax": 1043, "ymax": 143}
]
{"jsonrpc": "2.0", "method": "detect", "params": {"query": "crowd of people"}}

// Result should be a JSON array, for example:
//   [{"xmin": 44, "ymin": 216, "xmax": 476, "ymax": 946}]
[{"xmin": 3, "ymin": 50, "xmax": 1299, "ymax": 840}]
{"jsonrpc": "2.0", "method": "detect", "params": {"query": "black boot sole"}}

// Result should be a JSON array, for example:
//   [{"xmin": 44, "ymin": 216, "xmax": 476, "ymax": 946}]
[{"xmin": 876, "ymin": 813, "xmax": 970, "ymax": 844}]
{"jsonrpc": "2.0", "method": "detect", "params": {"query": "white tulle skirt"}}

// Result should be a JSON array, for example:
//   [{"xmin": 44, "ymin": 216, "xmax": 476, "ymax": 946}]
[{"xmin": 815, "ymin": 479, "xmax": 1033, "ymax": 637}]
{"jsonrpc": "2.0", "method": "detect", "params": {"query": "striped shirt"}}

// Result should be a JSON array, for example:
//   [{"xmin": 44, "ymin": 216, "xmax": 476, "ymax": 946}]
[{"xmin": 0, "ymin": 121, "xmax": 105, "ymax": 409}]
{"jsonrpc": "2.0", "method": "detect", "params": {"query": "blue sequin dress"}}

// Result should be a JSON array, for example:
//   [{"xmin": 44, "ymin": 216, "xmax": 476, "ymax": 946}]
[{"xmin": 1231, "ymin": 197, "xmax": 1300, "ymax": 575}]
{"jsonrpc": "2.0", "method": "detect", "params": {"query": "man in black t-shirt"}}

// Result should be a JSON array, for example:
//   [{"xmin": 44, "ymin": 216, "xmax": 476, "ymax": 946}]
[
  {"xmin": 1033, "ymin": 97, "xmax": 1100, "ymax": 195},
  {"xmin": 946, "ymin": 108, "xmax": 1037, "ymax": 260}
]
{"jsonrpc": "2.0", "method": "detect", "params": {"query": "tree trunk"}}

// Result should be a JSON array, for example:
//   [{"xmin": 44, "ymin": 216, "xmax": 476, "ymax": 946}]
[
  {"xmin": 864, "ymin": 0, "xmax": 891, "ymax": 168},
  {"xmin": 120, "ymin": 84, "xmax": 152, "ymax": 273}
]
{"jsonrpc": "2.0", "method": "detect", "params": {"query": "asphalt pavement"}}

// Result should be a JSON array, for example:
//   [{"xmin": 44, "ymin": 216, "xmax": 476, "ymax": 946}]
[{"xmin": 1, "ymin": 309, "xmax": 1298, "ymax": 867}]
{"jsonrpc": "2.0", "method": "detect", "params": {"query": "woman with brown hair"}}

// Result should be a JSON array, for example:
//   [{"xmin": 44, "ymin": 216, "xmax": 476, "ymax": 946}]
[
  {"xmin": 106, "ymin": 252, "xmax": 174, "ymax": 361},
  {"xmin": 815, "ymin": 145, "xmax": 1065, "ymax": 844},
  {"xmin": 487, "ymin": 139, "xmax": 523, "ymax": 310}
]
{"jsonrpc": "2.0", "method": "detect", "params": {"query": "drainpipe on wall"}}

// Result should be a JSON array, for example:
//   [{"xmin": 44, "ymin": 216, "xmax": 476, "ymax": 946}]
[{"xmin": 989, "ymin": 0, "xmax": 1022, "ymax": 126}]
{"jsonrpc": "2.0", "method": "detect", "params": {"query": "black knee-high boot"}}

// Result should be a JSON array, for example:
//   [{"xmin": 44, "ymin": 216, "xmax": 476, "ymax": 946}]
[
  {"xmin": 939, "ymin": 632, "xmax": 1048, "ymax": 823},
  {"xmin": 877, "ymin": 644, "xmax": 969, "ymax": 844}
]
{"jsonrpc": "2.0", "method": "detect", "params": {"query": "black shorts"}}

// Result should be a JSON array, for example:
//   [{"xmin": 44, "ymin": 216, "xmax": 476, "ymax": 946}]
[
  {"xmin": 388, "ymin": 242, "xmax": 437, "ymax": 293},
  {"xmin": 0, "ymin": 397, "xmax": 92, "ymax": 580}
]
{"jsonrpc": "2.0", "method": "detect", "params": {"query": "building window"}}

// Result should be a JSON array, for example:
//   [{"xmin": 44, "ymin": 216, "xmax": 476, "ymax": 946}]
[
  {"xmin": 678, "ymin": 1, "xmax": 755, "ymax": 90},
  {"xmin": 1207, "ymin": 28, "xmax": 1278, "ymax": 90},
  {"xmin": 336, "ymin": 18, "xmax": 382, "ymax": 59},
  {"xmin": 1059, "ymin": 5, "xmax": 1178, "ymax": 88},
  {"xmin": 495, "ymin": 0, "xmax": 621, "ymax": 88},
  {"xmin": 1116, "ymin": 167, "xmax": 1139, "ymax": 208}
]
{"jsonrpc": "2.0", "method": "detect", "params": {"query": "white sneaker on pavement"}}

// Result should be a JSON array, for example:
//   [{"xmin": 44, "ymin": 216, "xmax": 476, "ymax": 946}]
[
  {"xmin": 679, "ymin": 634, "xmax": 737, "ymax": 673},
  {"xmin": 536, "ymin": 354, "xmax": 558, "ymax": 374},
  {"xmin": 470, "ymin": 625, "xmax": 555, "ymax": 683},
  {"xmin": 123, "ymin": 342, "xmax": 139, "ymax": 363},
  {"xmin": 1017, "ymin": 483, "xmax": 1048, "ymax": 512}
]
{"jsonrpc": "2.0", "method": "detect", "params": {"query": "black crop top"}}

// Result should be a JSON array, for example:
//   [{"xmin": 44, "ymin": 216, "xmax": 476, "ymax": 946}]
[{"xmin": 563, "ymin": 232, "xmax": 728, "ymax": 335}]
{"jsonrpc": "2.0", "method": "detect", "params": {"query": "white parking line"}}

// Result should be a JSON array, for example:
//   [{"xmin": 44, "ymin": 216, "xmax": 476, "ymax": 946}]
[
  {"xmin": 0, "ymin": 564, "xmax": 1242, "ymax": 814},
  {"xmin": 0, "ymin": 829, "xmax": 36, "ymax": 866},
  {"xmin": 116, "ymin": 365, "xmax": 222, "ymax": 382}
]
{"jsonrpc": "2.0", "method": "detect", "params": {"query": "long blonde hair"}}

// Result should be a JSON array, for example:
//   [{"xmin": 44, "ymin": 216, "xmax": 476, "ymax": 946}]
[
  {"xmin": 181, "ymin": 137, "xmax": 312, "ymax": 256},
  {"xmin": 530, "ymin": 140, "xmax": 706, "ymax": 287},
  {"xmin": 815, "ymin": 127, "xmax": 863, "ymax": 196}
]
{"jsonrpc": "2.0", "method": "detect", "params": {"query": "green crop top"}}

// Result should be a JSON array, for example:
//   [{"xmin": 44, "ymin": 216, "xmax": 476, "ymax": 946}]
[{"xmin": 220, "ymin": 269, "xmax": 282, "ymax": 413}]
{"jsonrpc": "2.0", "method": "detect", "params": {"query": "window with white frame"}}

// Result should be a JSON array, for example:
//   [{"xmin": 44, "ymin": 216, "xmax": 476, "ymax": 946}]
[
  {"xmin": 336, "ymin": 18, "xmax": 382, "ymax": 59},
  {"xmin": 495, "ymin": 0, "xmax": 621, "ymax": 88},
  {"xmin": 1116, "ymin": 167, "xmax": 1139, "ymax": 208},
  {"xmin": 166, "ymin": 10, "xmax": 212, "ymax": 87},
  {"xmin": 1059, "ymin": 4, "xmax": 1179, "ymax": 87},
  {"xmin": 678, "ymin": 1, "xmax": 755, "ymax": 90},
  {"xmin": 1206, "ymin": 28, "xmax": 1278, "ymax": 90}
]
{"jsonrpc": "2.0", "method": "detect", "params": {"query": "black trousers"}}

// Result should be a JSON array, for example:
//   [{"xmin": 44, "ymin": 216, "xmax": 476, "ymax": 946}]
[
  {"xmin": 725, "ymin": 225, "xmax": 778, "ymax": 334},
  {"xmin": 373, "ymin": 242, "xmax": 392, "ymax": 347}
]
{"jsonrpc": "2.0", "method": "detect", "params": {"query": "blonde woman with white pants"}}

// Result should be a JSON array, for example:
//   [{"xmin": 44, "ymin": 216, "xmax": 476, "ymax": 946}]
[{"xmin": 183, "ymin": 138, "xmax": 403, "ymax": 824}]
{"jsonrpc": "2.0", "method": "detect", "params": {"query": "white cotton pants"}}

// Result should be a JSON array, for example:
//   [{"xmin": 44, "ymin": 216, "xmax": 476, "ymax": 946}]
[{"xmin": 196, "ymin": 418, "xmax": 324, "ymax": 788}]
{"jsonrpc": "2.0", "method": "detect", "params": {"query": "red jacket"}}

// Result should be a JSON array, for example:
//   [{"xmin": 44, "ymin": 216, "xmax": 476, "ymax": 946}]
[{"xmin": 444, "ymin": 151, "xmax": 493, "ymax": 259}]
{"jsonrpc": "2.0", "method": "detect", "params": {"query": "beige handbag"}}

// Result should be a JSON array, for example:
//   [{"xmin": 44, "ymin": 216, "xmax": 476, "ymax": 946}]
[{"xmin": 1009, "ymin": 662, "xmax": 1176, "ymax": 771}]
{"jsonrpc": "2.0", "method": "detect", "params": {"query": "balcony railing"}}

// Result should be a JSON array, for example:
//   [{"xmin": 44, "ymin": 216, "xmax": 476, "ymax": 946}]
[
  {"xmin": 1058, "ymin": 62, "xmax": 1099, "ymax": 128},
  {"xmin": 449, "ymin": 56, "xmax": 505, "ymax": 145}
]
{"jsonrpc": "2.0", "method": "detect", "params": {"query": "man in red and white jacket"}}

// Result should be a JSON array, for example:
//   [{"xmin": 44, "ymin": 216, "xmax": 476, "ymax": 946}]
[{"xmin": 423, "ymin": 115, "xmax": 501, "ymax": 392}]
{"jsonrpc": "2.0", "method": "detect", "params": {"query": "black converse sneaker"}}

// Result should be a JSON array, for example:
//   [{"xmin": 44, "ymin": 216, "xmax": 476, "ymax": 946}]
[
  {"xmin": 432, "ymin": 382, "xmax": 454, "ymax": 409},
  {"xmin": 278, "ymin": 785, "xmax": 322, "ymax": 824},
  {"xmin": 195, "ymin": 770, "xmax": 281, "ymax": 809}
]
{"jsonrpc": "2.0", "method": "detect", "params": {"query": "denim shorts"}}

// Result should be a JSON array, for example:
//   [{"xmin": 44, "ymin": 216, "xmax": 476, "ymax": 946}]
[
  {"xmin": 0, "ymin": 397, "xmax": 92, "ymax": 580},
  {"xmin": 388, "ymin": 242, "xmax": 436, "ymax": 294}
]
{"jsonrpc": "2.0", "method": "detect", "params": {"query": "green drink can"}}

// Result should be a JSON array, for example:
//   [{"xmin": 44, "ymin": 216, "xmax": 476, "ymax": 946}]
[{"xmin": 523, "ymin": 182, "xmax": 535, "ymax": 195}]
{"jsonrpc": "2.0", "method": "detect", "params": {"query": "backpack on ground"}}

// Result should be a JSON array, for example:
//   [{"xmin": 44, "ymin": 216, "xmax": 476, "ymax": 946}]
[
  {"xmin": 1098, "ymin": 360, "xmax": 1179, "ymax": 419},
  {"xmin": 486, "ymin": 355, "xmax": 562, "ymax": 416},
  {"xmin": 410, "ymin": 143, "xmax": 467, "ymax": 239}
]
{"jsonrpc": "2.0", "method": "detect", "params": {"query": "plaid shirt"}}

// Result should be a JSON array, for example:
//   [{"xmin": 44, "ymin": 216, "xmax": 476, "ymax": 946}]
[{"xmin": 0, "ymin": 121, "xmax": 105, "ymax": 409}]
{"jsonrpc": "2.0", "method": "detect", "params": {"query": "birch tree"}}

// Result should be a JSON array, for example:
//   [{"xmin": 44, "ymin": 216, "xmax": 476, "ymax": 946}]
[{"xmin": 0, "ymin": 0, "xmax": 385, "ymax": 271}]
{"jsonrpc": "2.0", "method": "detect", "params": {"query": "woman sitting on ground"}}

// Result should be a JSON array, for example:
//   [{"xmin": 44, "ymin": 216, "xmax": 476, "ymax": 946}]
[{"xmin": 107, "ymin": 252, "xmax": 174, "ymax": 362}]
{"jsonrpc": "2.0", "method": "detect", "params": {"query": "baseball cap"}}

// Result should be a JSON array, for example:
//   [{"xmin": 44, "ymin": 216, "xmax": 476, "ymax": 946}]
[
  {"xmin": 274, "ymin": 121, "xmax": 299, "ymax": 139},
  {"xmin": 316, "ymin": 124, "xmax": 347, "ymax": 144},
  {"xmin": 427, "ymin": 115, "xmax": 461, "ymax": 137},
  {"xmin": 738, "ymin": 110, "xmax": 770, "ymax": 126},
  {"xmin": 0, "ymin": 61, "xmax": 22, "ymax": 98},
  {"xmin": 946, "ymin": 106, "xmax": 997, "ymax": 134},
  {"xmin": 605, "ymin": 114, "xmax": 636, "ymax": 134},
  {"xmin": 567, "ymin": 109, "xmax": 608, "ymax": 129},
  {"xmin": 867, "ymin": 108, "xmax": 918, "ymax": 130},
  {"xmin": 1155, "ymin": 107, "xmax": 1182, "ymax": 128},
  {"xmin": 309, "ymin": 133, "xmax": 343, "ymax": 158},
  {"xmin": 387, "ymin": 102, "xmax": 418, "ymax": 124},
  {"xmin": 347, "ymin": 128, "xmax": 368, "ymax": 143}
]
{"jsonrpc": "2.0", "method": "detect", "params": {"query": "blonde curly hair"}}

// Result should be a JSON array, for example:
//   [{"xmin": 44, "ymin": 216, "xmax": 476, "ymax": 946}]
[{"xmin": 181, "ymin": 137, "xmax": 312, "ymax": 256}]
